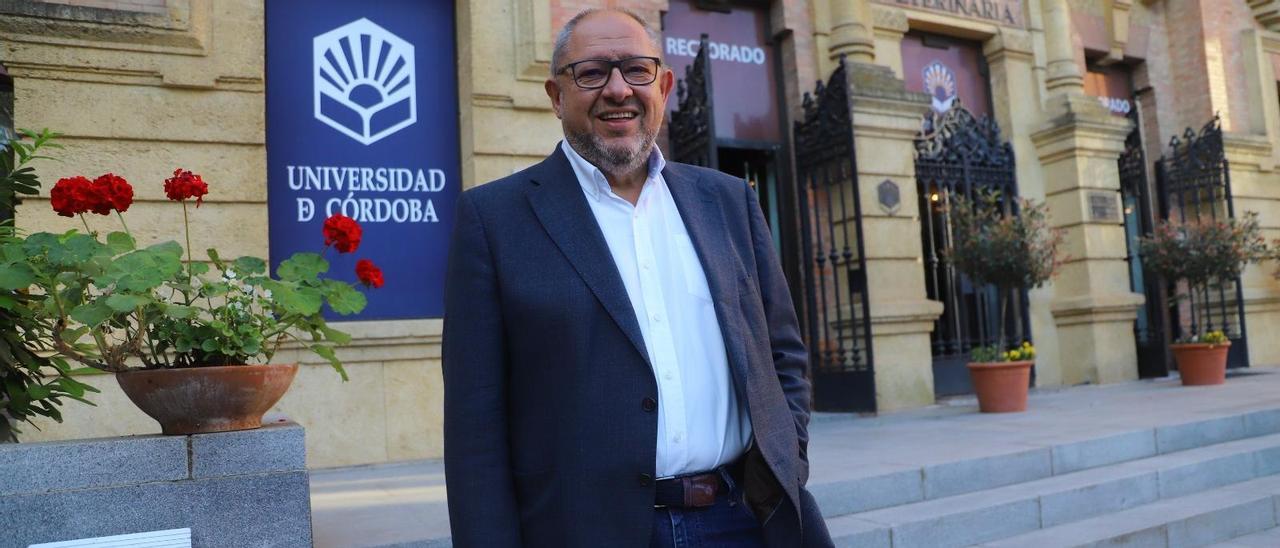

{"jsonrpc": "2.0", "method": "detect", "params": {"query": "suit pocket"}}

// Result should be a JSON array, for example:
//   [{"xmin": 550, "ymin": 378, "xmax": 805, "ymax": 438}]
[{"xmin": 675, "ymin": 233, "xmax": 713, "ymax": 302}]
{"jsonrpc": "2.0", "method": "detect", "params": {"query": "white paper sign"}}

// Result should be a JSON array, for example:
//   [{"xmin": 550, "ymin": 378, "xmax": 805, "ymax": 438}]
[{"xmin": 29, "ymin": 528, "xmax": 191, "ymax": 548}]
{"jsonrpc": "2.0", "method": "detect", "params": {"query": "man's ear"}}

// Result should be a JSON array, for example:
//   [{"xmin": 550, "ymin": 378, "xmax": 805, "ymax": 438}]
[
  {"xmin": 545, "ymin": 78, "xmax": 564, "ymax": 120},
  {"xmin": 658, "ymin": 68, "xmax": 674, "ymax": 104}
]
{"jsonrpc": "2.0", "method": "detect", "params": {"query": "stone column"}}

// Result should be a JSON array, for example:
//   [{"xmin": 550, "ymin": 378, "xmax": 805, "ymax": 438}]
[
  {"xmin": 829, "ymin": 0, "xmax": 876, "ymax": 64},
  {"xmin": 1041, "ymin": 0, "xmax": 1084, "ymax": 96},
  {"xmin": 1032, "ymin": 96, "xmax": 1144, "ymax": 385},
  {"xmin": 845, "ymin": 63, "xmax": 943, "ymax": 411}
]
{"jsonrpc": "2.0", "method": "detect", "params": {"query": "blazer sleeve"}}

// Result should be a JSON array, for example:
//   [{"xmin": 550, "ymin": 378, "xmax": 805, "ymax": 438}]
[
  {"xmin": 743, "ymin": 182, "xmax": 814, "ymax": 483},
  {"xmin": 442, "ymin": 191, "xmax": 523, "ymax": 547}
]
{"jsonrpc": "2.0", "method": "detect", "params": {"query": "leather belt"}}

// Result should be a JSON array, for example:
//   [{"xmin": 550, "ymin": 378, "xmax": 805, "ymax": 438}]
[{"xmin": 654, "ymin": 471, "xmax": 724, "ymax": 508}]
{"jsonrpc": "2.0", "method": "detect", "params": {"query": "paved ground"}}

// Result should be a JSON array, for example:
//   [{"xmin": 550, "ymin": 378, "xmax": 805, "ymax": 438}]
[{"xmin": 310, "ymin": 369, "xmax": 1280, "ymax": 547}]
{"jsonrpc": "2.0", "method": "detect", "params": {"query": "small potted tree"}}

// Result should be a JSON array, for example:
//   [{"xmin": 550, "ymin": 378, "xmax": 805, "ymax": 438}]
[
  {"xmin": 947, "ymin": 190, "xmax": 1063, "ymax": 413},
  {"xmin": 1139, "ymin": 213, "xmax": 1267, "ymax": 385}
]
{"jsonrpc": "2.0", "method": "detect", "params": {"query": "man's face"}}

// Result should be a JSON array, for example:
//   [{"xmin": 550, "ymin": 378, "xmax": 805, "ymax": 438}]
[{"xmin": 545, "ymin": 12, "xmax": 674, "ymax": 175}]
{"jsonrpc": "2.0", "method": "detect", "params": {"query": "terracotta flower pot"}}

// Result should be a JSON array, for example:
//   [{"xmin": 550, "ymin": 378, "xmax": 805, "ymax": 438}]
[
  {"xmin": 1171, "ymin": 342, "xmax": 1230, "ymax": 386},
  {"xmin": 116, "ymin": 363, "xmax": 299, "ymax": 435},
  {"xmin": 967, "ymin": 360, "xmax": 1033, "ymax": 413}
]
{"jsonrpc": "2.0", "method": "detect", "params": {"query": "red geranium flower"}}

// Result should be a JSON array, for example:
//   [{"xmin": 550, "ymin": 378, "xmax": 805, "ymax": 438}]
[
  {"xmin": 355, "ymin": 259, "xmax": 384, "ymax": 289},
  {"xmin": 93, "ymin": 173, "xmax": 134, "ymax": 213},
  {"xmin": 50, "ymin": 176, "xmax": 95, "ymax": 217},
  {"xmin": 322, "ymin": 214, "xmax": 362, "ymax": 254},
  {"xmin": 164, "ymin": 168, "xmax": 209, "ymax": 207}
]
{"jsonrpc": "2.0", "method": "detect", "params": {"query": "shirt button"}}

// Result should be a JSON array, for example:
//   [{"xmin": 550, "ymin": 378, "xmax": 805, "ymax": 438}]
[
  {"xmin": 642, "ymin": 397, "xmax": 657, "ymax": 412},
  {"xmin": 638, "ymin": 473, "xmax": 653, "ymax": 486},
  {"xmin": 652, "ymin": 313, "xmax": 663, "ymax": 323},
  {"xmin": 664, "ymin": 372, "xmax": 673, "ymax": 381},
  {"xmin": 672, "ymin": 434, "xmax": 682, "ymax": 443}
]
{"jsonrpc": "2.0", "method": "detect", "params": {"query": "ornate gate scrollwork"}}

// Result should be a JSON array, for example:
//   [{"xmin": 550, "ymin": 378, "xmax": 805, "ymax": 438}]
[
  {"xmin": 914, "ymin": 103, "xmax": 1028, "ymax": 397},
  {"xmin": 1154, "ymin": 115, "xmax": 1249, "ymax": 369},
  {"xmin": 670, "ymin": 34, "xmax": 717, "ymax": 168},
  {"xmin": 794, "ymin": 58, "xmax": 875, "ymax": 413}
]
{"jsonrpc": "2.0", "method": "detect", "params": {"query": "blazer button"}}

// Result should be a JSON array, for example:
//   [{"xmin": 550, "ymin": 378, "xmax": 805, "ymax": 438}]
[
  {"xmin": 641, "ymin": 397, "xmax": 657, "ymax": 412},
  {"xmin": 638, "ymin": 473, "xmax": 653, "ymax": 486}
]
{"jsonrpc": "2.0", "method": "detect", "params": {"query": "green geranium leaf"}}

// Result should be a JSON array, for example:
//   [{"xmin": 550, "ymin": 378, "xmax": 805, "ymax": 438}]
[
  {"xmin": 277, "ymin": 253, "xmax": 327, "ymax": 283},
  {"xmin": 233, "ymin": 256, "xmax": 267, "ymax": 275},
  {"xmin": 189, "ymin": 262, "xmax": 210, "ymax": 277},
  {"xmin": 207, "ymin": 248, "xmax": 225, "ymax": 269},
  {"xmin": 319, "ymin": 325, "xmax": 352, "ymax": 345},
  {"xmin": 201, "ymin": 339, "xmax": 219, "ymax": 352},
  {"xmin": 106, "ymin": 232, "xmax": 136, "ymax": 254},
  {"xmin": 104, "ymin": 293, "xmax": 151, "ymax": 313},
  {"xmin": 70, "ymin": 302, "xmax": 113, "ymax": 327},
  {"xmin": 48, "ymin": 234, "xmax": 102, "ymax": 267},
  {"xmin": 278, "ymin": 286, "xmax": 323, "ymax": 315},
  {"xmin": 0, "ymin": 263, "xmax": 35, "ymax": 290},
  {"xmin": 59, "ymin": 326, "xmax": 90, "ymax": 344},
  {"xmin": 311, "ymin": 344, "xmax": 348, "ymax": 381},
  {"xmin": 148, "ymin": 240, "xmax": 183, "ymax": 258},
  {"xmin": 164, "ymin": 304, "xmax": 195, "ymax": 319},
  {"xmin": 324, "ymin": 280, "xmax": 366, "ymax": 315}
]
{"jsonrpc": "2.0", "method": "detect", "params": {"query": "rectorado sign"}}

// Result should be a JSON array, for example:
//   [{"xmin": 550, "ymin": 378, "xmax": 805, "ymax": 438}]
[{"xmin": 266, "ymin": 0, "xmax": 459, "ymax": 320}]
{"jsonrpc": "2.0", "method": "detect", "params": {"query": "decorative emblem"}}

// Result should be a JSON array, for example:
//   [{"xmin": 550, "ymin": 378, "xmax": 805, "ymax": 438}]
[
  {"xmin": 877, "ymin": 179, "xmax": 900, "ymax": 214},
  {"xmin": 922, "ymin": 61, "xmax": 958, "ymax": 113},
  {"xmin": 314, "ymin": 18, "xmax": 417, "ymax": 146}
]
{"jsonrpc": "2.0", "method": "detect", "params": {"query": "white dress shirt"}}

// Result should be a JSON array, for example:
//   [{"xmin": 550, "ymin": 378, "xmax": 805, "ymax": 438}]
[{"xmin": 561, "ymin": 141, "xmax": 752, "ymax": 478}]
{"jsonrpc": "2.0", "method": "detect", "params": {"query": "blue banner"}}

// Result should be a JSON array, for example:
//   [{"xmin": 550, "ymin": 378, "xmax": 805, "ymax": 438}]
[{"xmin": 266, "ymin": 0, "xmax": 458, "ymax": 320}]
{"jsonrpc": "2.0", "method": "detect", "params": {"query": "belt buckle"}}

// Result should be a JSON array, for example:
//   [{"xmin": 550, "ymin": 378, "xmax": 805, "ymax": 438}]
[{"xmin": 683, "ymin": 474, "xmax": 718, "ymax": 508}]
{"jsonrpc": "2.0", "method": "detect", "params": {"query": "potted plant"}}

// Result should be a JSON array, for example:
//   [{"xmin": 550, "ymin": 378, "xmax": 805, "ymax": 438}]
[
  {"xmin": 947, "ymin": 190, "xmax": 1063, "ymax": 413},
  {"xmin": 0, "ymin": 129, "xmax": 384, "ymax": 435},
  {"xmin": 1139, "ymin": 213, "xmax": 1267, "ymax": 386}
]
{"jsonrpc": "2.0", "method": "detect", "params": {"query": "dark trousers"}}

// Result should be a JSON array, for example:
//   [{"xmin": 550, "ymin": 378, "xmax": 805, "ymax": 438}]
[{"xmin": 649, "ymin": 468, "xmax": 766, "ymax": 547}]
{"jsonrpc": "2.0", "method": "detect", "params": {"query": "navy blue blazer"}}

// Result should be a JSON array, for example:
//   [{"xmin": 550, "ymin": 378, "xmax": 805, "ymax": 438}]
[{"xmin": 442, "ymin": 147, "xmax": 833, "ymax": 547}]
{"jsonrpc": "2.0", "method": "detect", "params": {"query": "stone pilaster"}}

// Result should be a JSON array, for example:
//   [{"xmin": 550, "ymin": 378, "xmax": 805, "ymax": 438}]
[
  {"xmin": 846, "ymin": 63, "xmax": 943, "ymax": 411},
  {"xmin": 1032, "ymin": 94, "xmax": 1144, "ymax": 385}
]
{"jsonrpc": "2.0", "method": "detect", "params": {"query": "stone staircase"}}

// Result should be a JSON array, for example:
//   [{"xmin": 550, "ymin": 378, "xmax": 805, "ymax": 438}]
[
  {"xmin": 817, "ymin": 407, "xmax": 1280, "ymax": 547},
  {"xmin": 313, "ymin": 374, "xmax": 1280, "ymax": 548}
]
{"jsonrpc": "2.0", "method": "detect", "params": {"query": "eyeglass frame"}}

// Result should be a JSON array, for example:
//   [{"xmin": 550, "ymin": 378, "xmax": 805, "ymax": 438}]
[{"xmin": 555, "ymin": 56, "xmax": 663, "ymax": 90}]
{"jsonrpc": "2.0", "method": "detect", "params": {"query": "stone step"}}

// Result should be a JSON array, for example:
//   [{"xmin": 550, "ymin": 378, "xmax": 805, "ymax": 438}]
[
  {"xmin": 811, "ymin": 407, "xmax": 1280, "ymax": 519},
  {"xmin": 822, "ymin": 432, "xmax": 1280, "ymax": 548},
  {"xmin": 977, "ymin": 474, "xmax": 1280, "ymax": 547},
  {"xmin": 1206, "ymin": 524, "xmax": 1280, "ymax": 547}
]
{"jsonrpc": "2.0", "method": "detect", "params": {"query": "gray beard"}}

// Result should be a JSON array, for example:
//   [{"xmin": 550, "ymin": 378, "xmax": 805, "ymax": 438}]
[{"xmin": 564, "ymin": 123, "xmax": 657, "ymax": 179}]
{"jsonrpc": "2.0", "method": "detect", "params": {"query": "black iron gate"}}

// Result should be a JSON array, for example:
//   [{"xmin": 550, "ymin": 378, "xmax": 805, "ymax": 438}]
[
  {"xmin": 914, "ymin": 104, "xmax": 1029, "ymax": 397},
  {"xmin": 793, "ymin": 58, "xmax": 875, "ymax": 412},
  {"xmin": 670, "ymin": 34, "xmax": 717, "ymax": 168},
  {"xmin": 1154, "ymin": 116, "xmax": 1249, "ymax": 369},
  {"xmin": 1118, "ymin": 109, "xmax": 1172, "ymax": 378}
]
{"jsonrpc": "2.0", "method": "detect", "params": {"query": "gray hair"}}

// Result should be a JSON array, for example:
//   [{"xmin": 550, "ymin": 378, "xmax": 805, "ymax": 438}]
[{"xmin": 550, "ymin": 8, "xmax": 663, "ymax": 76}]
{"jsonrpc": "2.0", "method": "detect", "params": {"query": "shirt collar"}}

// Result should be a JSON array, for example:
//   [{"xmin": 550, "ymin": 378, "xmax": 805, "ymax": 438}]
[{"xmin": 560, "ymin": 140, "xmax": 666, "ymax": 202}]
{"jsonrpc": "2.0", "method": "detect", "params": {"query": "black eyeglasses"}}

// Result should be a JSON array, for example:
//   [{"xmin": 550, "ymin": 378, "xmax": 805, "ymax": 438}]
[{"xmin": 558, "ymin": 56, "xmax": 661, "ymax": 90}]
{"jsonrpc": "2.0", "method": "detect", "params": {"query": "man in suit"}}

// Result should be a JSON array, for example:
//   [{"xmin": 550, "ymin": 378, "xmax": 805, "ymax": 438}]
[{"xmin": 442, "ymin": 8, "xmax": 833, "ymax": 547}]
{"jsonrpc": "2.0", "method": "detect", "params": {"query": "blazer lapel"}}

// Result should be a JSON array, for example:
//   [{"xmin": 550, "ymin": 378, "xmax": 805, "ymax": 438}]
[
  {"xmin": 526, "ymin": 148, "xmax": 650, "ymax": 365},
  {"xmin": 664, "ymin": 164, "xmax": 750, "ymax": 387}
]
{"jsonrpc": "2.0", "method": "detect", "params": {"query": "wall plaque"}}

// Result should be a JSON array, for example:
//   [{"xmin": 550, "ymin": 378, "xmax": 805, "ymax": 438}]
[
  {"xmin": 874, "ymin": 0, "xmax": 1025, "ymax": 28},
  {"xmin": 878, "ymin": 179, "xmax": 901, "ymax": 214},
  {"xmin": 1088, "ymin": 191, "xmax": 1121, "ymax": 223}
]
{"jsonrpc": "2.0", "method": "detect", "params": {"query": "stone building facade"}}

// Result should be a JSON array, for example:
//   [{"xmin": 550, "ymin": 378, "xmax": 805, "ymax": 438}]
[{"xmin": 4, "ymin": 0, "xmax": 1280, "ymax": 467}]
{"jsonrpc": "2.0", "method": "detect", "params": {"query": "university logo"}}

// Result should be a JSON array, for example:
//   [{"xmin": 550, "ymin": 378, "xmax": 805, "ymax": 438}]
[
  {"xmin": 313, "ymin": 18, "xmax": 417, "ymax": 146},
  {"xmin": 923, "ymin": 61, "xmax": 958, "ymax": 113}
]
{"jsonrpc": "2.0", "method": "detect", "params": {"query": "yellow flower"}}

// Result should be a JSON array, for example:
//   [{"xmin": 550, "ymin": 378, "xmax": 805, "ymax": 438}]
[{"xmin": 1009, "ymin": 350, "xmax": 1022, "ymax": 360}]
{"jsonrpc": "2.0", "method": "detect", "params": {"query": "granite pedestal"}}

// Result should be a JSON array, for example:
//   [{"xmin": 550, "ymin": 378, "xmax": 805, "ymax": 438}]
[{"xmin": 0, "ymin": 418, "xmax": 311, "ymax": 547}]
